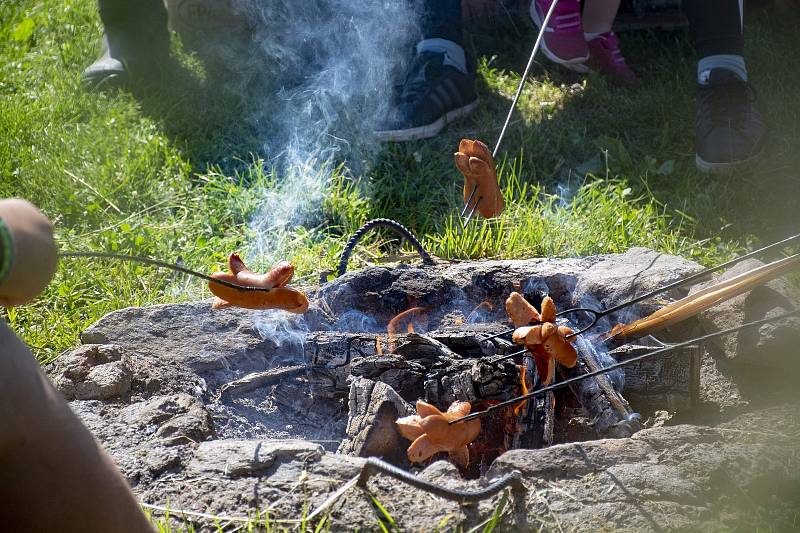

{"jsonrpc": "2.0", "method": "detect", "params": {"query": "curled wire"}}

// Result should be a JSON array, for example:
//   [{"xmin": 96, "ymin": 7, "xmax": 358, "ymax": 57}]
[
  {"xmin": 337, "ymin": 218, "xmax": 434, "ymax": 278},
  {"xmin": 358, "ymin": 457, "xmax": 525, "ymax": 502}
]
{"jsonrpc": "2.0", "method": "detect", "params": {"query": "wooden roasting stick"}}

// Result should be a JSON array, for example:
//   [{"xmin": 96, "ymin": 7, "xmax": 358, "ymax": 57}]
[{"xmin": 607, "ymin": 253, "xmax": 800, "ymax": 343}]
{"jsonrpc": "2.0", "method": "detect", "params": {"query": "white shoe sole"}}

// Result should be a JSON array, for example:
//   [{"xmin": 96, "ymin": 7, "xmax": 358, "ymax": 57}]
[
  {"xmin": 695, "ymin": 149, "xmax": 762, "ymax": 174},
  {"xmin": 375, "ymin": 99, "xmax": 479, "ymax": 142},
  {"xmin": 529, "ymin": 1, "xmax": 590, "ymax": 73}
]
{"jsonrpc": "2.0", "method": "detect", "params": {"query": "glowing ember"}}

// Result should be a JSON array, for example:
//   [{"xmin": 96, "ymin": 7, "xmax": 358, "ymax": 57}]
[{"xmin": 513, "ymin": 365, "xmax": 529, "ymax": 416}]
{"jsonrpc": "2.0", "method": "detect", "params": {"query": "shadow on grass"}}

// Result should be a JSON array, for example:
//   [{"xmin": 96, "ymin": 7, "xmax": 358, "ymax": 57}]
[{"xmin": 122, "ymin": 8, "xmax": 799, "ymax": 250}]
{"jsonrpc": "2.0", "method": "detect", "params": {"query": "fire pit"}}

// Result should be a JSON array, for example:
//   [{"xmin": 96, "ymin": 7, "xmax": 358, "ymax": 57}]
[{"xmin": 46, "ymin": 248, "xmax": 800, "ymax": 530}]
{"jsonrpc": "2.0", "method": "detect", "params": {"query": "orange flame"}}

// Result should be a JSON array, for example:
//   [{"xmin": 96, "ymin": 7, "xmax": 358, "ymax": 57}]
[
  {"xmin": 466, "ymin": 301, "xmax": 493, "ymax": 323},
  {"xmin": 387, "ymin": 306, "xmax": 428, "ymax": 352},
  {"xmin": 513, "ymin": 364, "xmax": 529, "ymax": 416}
]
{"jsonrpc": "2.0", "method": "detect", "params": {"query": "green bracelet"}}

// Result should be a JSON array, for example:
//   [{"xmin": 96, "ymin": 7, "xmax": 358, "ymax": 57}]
[{"xmin": 0, "ymin": 217, "xmax": 15, "ymax": 285}]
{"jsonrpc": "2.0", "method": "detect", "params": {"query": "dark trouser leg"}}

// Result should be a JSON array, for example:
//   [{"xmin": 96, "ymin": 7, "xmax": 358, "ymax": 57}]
[
  {"xmin": 684, "ymin": 0, "xmax": 747, "ymax": 81},
  {"xmin": 98, "ymin": 0, "xmax": 169, "ymax": 39},
  {"xmin": 83, "ymin": 0, "xmax": 170, "ymax": 84},
  {"xmin": 419, "ymin": 0, "xmax": 463, "ymax": 45},
  {"xmin": 686, "ymin": 0, "xmax": 764, "ymax": 171},
  {"xmin": 685, "ymin": 0, "xmax": 744, "ymax": 57}
]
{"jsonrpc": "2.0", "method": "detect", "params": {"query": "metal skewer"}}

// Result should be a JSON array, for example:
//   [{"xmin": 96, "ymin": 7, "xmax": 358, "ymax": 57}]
[
  {"xmin": 59, "ymin": 251, "xmax": 273, "ymax": 292},
  {"xmin": 450, "ymin": 308, "xmax": 800, "ymax": 425},
  {"xmin": 480, "ymin": 232, "xmax": 800, "ymax": 341},
  {"xmin": 460, "ymin": 0, "xmax": 561, "ymax": 227},
  {"xmin": 462, "ymin": 197, "xmax": 482, "ymax": 227}
]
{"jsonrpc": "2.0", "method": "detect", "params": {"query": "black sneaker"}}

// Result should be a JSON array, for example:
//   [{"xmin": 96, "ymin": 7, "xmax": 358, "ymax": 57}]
[
  {"xmin": 695, "ymin": 69, "xmax": 765, "ymax": 173},
  {"xmin": 376, "ymin": 52, "xmax": 478, "ymax": 142}
]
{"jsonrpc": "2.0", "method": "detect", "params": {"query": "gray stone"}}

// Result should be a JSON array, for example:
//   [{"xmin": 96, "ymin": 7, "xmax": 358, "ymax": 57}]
[
  {"xmin": 691, "ymin": 258, "xmax": 800, "ymax": 369},
  {"xmin": 187, "ymin": 439, "xmax": 323, "ymax": 477},
  {"xmin": 699, "ymin": 352, "xmax": 749, "ymax": 414},
  {"xmin": 486, "ymin": 403, "xmax": 800, "ymax": 532},
  {"xmin": 121, "ymin": 394, "xmax": 215, "ymax": 444},
  {"xmin": 50, "ymin": 344, "xmax": 132, "ymax": 400}
]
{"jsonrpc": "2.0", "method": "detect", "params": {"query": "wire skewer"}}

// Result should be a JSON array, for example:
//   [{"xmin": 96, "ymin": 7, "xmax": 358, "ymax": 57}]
[
  {"xmin": 460, "ymin": 185, "xmax": 479, "ymax": 220},
  {"xmin": 460, "ymin": 0, "xmax": 561, "ymax": 227},
  {"xmin": 462, "ymin": 197, "xmax": 482, "ymax": 227},
  {"xmin": 59, "ymin": 251, "xmax": 273, "ymax": 292},
  {"xmin": 479, "ymin": 232, "xmax": 800, "ymax": 341},
  {"xmin": 451, "ymin": 308, "xmax": 800, "ymax": 425}
]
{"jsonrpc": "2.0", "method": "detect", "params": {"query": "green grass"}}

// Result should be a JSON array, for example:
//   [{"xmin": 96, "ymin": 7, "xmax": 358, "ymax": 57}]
[{"xmin": 2, "ymin": 0, "xmax": 799, "ymax": 373}]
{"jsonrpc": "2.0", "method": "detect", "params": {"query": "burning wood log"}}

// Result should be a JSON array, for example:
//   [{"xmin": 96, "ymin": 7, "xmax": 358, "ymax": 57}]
[
  {"xmin": 558, "ymin": 343, "xmax": 641, "ymax": 438},
  {"xmin": 304, "ymin": 329, "xmax": 505, "ymax": 400},
  {"xmin": 352, "ymin": 334, "xmax": 522, "ymax": 406},
  {"xmin": 508, "ymin": 292, "xmax": 641, "ymax": 438}
]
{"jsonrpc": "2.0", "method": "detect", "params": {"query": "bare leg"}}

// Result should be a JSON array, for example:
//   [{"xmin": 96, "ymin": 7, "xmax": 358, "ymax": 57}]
[
  {"xmin": 581, "ymin": 0, "xmax": 622, "ymax": 34},
  {"xmin": 0, "ymin": 321, "xmax": 154, "ymax": 532}
]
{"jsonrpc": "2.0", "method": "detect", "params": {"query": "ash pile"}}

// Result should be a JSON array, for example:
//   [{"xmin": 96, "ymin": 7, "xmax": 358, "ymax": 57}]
[{"xmin": 48, "ymin": 248, "xmax": 800, "ymax": 531}]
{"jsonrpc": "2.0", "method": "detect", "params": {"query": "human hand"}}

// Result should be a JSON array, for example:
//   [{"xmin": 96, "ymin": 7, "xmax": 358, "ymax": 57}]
[{"xmin": 0, "ymin": 199, "xmax": 58, "ymax": 306}]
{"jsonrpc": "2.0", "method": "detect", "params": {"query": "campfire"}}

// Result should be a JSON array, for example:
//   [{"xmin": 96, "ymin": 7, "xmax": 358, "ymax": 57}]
[
  {"xmin": 190, "ymin": 226, "xmax": 800, "ymax": 481},
  {"xmin": 199, "ymin": 251, "xmax": 716, "ymax": 478}
]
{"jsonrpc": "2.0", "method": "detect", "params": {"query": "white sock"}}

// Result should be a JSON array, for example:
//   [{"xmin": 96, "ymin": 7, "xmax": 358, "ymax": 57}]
[
  {"xmin": 416, "ymin": 39, "xmax": 467, "ymax": 74},
  {"xmin": 583, "ymin": 31, "xmax": 605, "ymax": 41},
  {"xmin": 698, "ymin": 55, "xmax": 748, "ymax": 85}
]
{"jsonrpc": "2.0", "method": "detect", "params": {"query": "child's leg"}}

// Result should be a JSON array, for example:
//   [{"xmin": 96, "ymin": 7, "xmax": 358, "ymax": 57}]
[
  {"xmin": 582, "ymin": 0, "xmax": 622, "ymax": 35},
  {"xmin": 581, "ymin": 0, "xmax": 636, "ymax": 84},
  {"xmin": 0, "ymin": 321, "xmax": 154, "ymax": 532}
]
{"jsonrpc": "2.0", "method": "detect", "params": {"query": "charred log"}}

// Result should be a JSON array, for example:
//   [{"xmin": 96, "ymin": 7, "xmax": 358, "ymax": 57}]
[
  {"xmin": 338, "ymin": 378, "xmax": 413, "ymax": 466},
  {"xmin": 305, "ymin": 330, "xmax": 511, "ymax": 400},
  {"xmin": 213, "ymin": 365, "xmax": 305, "ymax": 401},
  {"xmin": 608, "ymin": 338, "xmax": 701, "ymax": 412},
  {"xmin": 351, "ymin": 334, "xmax": 522, "ymax": 406},
  {"xmin": 559, "ymin": 347, "xmax": 642, "ymax": 438}
]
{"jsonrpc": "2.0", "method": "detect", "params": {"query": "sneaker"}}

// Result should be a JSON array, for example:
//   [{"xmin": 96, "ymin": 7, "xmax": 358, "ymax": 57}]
[
  {"xmin": 695, "ymin": 69, "xmax": 765, "ymax": 173},
  {"xmin": 375, "ymin": 52, "xmax": 478, "ymax": 142},
  {"xmin": 529, "ymin": 0, "xmax": 589, "ymax": 72},
  {"xmin": 587, "ymin": 32, "xmax": 636, "ymax": 85}
]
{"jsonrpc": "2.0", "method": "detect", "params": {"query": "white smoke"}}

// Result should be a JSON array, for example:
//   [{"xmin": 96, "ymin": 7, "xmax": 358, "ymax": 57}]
[{"xmin": 220, "ymin": 0, "xmax": 420, "ymax": 265}]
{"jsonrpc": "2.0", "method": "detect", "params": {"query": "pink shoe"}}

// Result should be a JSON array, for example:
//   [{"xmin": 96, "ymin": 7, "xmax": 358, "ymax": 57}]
[
  {"xmin": 587, "ymin": 32, "xmax": 637, "ymax": 85},
  {"xmin": 529, "ymin": 0, "xmax": 589, "ymax": 72}
]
